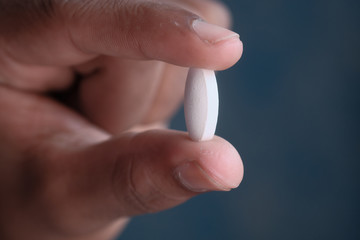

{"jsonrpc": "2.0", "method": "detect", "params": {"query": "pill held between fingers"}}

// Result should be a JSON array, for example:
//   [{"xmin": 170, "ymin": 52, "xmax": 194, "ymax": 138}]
[{"xmin": 184, "ymin": 68, "xmax": 219, "ymax": 141}]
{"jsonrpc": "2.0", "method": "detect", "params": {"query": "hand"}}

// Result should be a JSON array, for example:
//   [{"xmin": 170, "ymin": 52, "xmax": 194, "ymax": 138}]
[{"xmin": 0, "ymin": 0, "xmax": 244, "ymax": 239}]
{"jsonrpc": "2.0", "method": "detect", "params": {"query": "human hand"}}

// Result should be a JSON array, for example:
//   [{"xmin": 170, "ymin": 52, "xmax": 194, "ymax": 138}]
[{"xmin": 0, "ymin": 0, "xmax": 244, "ymax": 239}]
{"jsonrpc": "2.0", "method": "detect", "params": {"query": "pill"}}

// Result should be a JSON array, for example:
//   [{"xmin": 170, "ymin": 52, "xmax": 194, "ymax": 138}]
[{"xmin": 184, "ymin": 68, "xmax": 219, "ymax": 141}]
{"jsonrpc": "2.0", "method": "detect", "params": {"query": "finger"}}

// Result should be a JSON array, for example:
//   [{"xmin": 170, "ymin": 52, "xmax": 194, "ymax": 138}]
[
  {"xmin": 77, "ymin": 57, "xmax": 166, "ymax": 133},
  {"xmin": 5, "ymin": 0, "xmax": 242, "ymax": 70},
  {"xmin": 0, "ymin": 53, "xmax": 73, "ymax": 91},
  {"xmin": 109, "ymin": 130, "xmax": 244, "ymax": 216},
  {"xmin": 141, "ymin": 64, "xmax": 188, "ymax": 124},
  {"xmin": 76, "ymin": 58, "xmax": 186, "ymax": 134},
  {"xmin": 52, "ymin": 130, "xmax": 244, "ymax": 220},
  {"xmin": 74, "ymin": 0, "xmax": 237, "ymax": 133},
  {"xmin": 0, "ymin": 85, "xmax": 116, "ymax": 238},
  {"xmin": 0, "ymin": 86, "xmax": 243, "ymax": 236},
  {"xmin": 64, "ymin": 0, "xmax": 243, "ymax": 70}
]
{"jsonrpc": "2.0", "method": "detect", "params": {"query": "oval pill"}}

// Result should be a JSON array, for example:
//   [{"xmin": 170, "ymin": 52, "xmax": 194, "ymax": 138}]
[{"xmin": 184, "ymin": 68, "xmax": 219, "ymax": 141}]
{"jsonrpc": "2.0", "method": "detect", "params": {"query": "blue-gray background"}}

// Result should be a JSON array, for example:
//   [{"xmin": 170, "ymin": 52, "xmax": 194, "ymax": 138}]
[{"xmin": 119, "ymin": 0, "xmax": 360, "ymax": 239}]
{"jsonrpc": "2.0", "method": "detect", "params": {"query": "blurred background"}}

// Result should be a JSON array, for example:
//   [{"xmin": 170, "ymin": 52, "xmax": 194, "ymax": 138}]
[{"xmin": 119, "ymin": 0, "xmax": 360, "ymax": 239}]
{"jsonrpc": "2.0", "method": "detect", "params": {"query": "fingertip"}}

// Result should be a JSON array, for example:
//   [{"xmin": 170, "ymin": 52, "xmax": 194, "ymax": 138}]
[
  {"xmin": 138, "ymin": 131, "xmax": 244, "ymax": 191},
  {"xmin": 190, "ymin": 19, "xmax": 243, "ymax": 70},
  {"xmin": 210, "ymin": 37, "xmax": 243, "ymax": 70},
  {"xmin": 195, "ymin": 136, "xmax": 244, "ymax": 189},
  {"xmin": 156, "ymin": 17, "xmax": 243, "ymax": 70}
]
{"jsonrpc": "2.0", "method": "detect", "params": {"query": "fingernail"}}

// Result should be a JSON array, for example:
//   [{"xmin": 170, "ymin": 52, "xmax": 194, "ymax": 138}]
[
  {"xmin": 175, "ymin": 161, "xmax": 231, "ymax": 192},
  {"xmin": 192, "ymin": 19, "xmax": 240, "ymax": 44}
]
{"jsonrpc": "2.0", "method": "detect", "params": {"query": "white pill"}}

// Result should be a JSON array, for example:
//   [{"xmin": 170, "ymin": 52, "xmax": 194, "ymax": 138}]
[{"xmin": 184, "ymin": 68, "xmax": 219, "ymax": 141}]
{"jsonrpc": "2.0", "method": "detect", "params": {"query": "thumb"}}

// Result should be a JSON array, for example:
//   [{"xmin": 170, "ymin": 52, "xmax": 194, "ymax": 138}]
[
  {"xmin": 65, "ymin": 130, "xmax": 244, "ymax": 218},
  {"xmin": 0, "ymin": 86, "xmax": 243, "ymax": 236}
]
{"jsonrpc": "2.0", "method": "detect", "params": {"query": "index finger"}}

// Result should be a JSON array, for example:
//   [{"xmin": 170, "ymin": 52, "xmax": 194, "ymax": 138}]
[{"xmin": 3, "ymin": 0, "xmax": 243, "ymax": 70}]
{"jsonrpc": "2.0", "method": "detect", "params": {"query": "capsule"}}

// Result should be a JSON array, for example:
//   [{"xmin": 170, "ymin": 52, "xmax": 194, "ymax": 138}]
[{"xmin": 184, "ymin": 68, "xmax": 219, "ymax": 141}]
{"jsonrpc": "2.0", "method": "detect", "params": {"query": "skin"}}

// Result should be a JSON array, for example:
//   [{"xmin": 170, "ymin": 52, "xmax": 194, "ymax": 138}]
[{"xmin": 0, "ymin": 0, "xmax": 244, "ymax": 239}]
